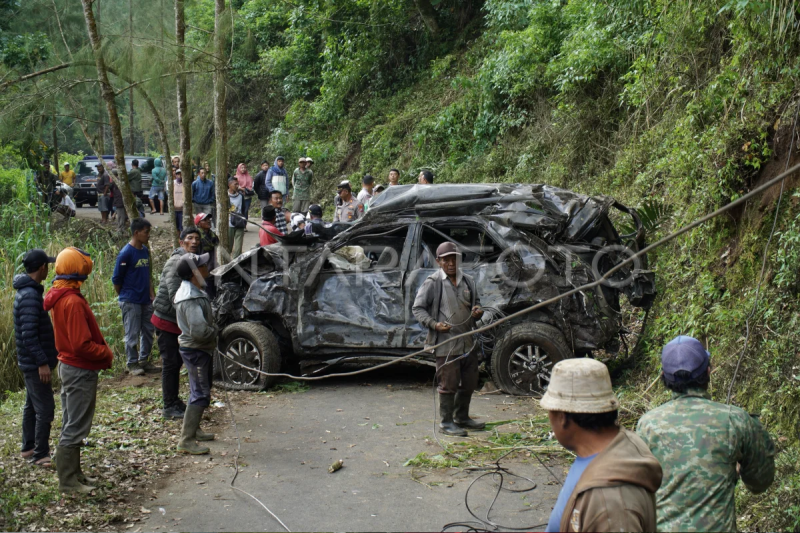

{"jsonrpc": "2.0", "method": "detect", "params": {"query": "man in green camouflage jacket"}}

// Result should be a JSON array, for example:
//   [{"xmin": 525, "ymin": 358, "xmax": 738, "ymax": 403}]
[{"xmin": 637, "ymin": 336, "xmax": 775, "ymax": 532}]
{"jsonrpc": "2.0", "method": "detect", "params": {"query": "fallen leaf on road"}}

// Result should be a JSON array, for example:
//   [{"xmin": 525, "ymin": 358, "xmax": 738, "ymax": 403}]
[{"xmin": 140, "ymin": 507, "xmax": 151, "ymax": 514}]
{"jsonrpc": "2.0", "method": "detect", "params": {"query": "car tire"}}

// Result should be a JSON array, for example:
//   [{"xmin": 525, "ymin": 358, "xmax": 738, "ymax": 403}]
[
  {"xmin": 216, "ymin": 322, "xmax": 281, "ymax": 391},
  {"xmin": 76, "ymin": 202, "xmax": 84, "ymax": 208},
  {"xmin": 88, "ymin": 200, "xmax": 97, "ymax": 207},
  {"xmin": 491, "ymin": 322, "xmax": 573, "ymax": 397}
]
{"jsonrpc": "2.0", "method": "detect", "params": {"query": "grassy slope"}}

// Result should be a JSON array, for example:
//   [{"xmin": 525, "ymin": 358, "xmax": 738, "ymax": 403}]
[{"xmin": 261, "ymin": 3, "xmax": 800, "ymax": 529}]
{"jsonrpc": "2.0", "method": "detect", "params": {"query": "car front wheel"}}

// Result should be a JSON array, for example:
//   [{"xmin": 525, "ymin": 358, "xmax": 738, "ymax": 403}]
[
  {"xmin": 491, "ymin": 323, "xmax": 572, "ymax": 396},
  {"xmin": 216, "ymin": 322, "xmax": 281, "ymax": 391}
]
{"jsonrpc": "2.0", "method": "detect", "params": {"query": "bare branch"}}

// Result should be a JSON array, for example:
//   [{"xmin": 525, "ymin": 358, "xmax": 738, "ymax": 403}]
[{"xmin": 0, "ymin": 63, "xmax": 73, "ymax": 92}]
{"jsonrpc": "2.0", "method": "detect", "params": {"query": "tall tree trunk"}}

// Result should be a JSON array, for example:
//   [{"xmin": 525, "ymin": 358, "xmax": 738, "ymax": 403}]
[
  {"xmin": 80, "ymin": 0, "xmax": 137, "ymax": 220},
  {"xmin": 176, "ymin": 0, "xmax": 193, "ymax": 228},
  {"xmin": 51, "ymin": 109, "xmax": 59, "ymax": 179},
  {"xmin": 96, "ymin": 0, "xmax": 104, "ymax": 155},
  {"xmin": 128, "ymin": 0, "xmax": 135, "ymax": 153},
  {"xmin": 214, "ymin": 0, "xmax": 230, "ymax": 260}
]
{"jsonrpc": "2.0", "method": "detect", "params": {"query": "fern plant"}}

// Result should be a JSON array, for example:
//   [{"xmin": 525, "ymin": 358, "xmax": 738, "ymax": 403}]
[{"xmin": 619, "ymin": 199, "xmax": 673, "ymax": 236}]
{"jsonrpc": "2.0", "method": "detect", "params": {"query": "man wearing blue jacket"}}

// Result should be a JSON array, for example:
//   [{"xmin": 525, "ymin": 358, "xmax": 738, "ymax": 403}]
[
  {"xmin": 265, "ymin": 156, "xmax": 288, "ymax": 197},
  {"xmin": 13, "ymin": 249, "xmax": 58, "ymax": 467}
]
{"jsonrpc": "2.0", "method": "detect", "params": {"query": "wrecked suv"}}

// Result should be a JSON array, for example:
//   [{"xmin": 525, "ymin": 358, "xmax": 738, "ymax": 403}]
[{"xmin": 211, "ymin": 184, "xmax": 655, "ymax": 396}]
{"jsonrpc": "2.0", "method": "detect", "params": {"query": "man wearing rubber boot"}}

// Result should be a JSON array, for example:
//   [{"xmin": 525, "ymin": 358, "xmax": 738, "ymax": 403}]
[
  {"xmin": 152, "ymin": 227, "xmax": 201, "ymax": 419},
  {"xmin": 174, "ymin": 253, "xmax": 217, "ymax": 454},
  {"xmin": 413, "ymin": 242, "xmax": 485, "ymax": 436},
  {"xmin": 43, "ymin": 248, "xmax": 113, "ymax": 493}
]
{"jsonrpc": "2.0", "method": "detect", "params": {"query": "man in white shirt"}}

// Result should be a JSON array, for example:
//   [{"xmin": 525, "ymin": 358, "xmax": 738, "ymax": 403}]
[{"xmin": 357, "ymin": 175, "xmax": 374, "ymax": 205}]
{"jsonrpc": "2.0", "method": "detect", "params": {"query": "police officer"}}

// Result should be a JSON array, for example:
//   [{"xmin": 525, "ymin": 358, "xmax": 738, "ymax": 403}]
[
  {"xmin": 637, "ymin": 336, "xmax": 775, "ymax": 532},
  {"xmin": 333, "ymin": 181, "xmax": 364, "ymax": 222},
  {"xmin": 412, "ymin": 242, "xmax": 485, "ymax": 436}
]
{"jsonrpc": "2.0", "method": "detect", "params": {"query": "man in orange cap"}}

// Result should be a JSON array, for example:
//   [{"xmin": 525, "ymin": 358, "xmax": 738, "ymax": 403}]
[{"xmin": 43, "ymin": 247, "xmax": 113, "ymax": 494}]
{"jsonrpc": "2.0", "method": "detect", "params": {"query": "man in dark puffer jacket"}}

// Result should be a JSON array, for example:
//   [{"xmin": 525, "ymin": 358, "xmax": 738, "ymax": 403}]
[{"xmin": 13, "ymin": 249, "xmax": 58, "ymax": 467}]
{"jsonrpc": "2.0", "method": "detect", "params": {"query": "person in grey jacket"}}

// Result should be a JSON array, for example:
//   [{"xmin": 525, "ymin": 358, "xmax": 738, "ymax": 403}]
[
  {"xmin": 151, "ymin": 227, "xmax": 201, "ymax": 419},
  {"xmin": 174, "ymin": 253, "xmax": 217, "ymax": 455},
  {"xmin": 412, "ymin": 242, "xmax": 484, "ymax": 436}
]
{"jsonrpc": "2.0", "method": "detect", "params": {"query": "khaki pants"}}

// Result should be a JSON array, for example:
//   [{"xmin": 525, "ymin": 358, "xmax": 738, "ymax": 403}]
[
  {"xmin": 116, "ymin": 207, "xmax": 129, "ymax": 233},
  {"xmin": 58, "ymin": 363, "xmax": 99, "ymax": 448},
  {"xmin": 293, "ymin": 199, "xmax": 311, "ymax": 214},
  {"xmin": 228, "ymin": 227, "xmax": 244, "ymax": 258}
]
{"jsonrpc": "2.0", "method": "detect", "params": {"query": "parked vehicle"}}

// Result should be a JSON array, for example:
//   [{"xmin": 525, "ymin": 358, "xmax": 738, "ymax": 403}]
[
  {"xmin": 73, "ymin": 155, "xmax": 155, "ymax": 207},
  {"xmin": 211, "ymin": 184, "xmax": 656, "ymax": 395}
]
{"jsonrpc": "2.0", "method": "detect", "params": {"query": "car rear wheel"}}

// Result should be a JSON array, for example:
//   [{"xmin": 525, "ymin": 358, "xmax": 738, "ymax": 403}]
[
  {"xmin": 88, "ymin": 200, "xmax": 97, "ymax": 207},
  {"xmin": 216, "ymin": 322, "xmax": 281, "ymax": 391},
  {"xmin": 491, "ymin": 323, "xmax": 572, "ymax": 396},
  {"xmin": 76, "ymin": 202, "xmax": 84, "ymax": 208}
]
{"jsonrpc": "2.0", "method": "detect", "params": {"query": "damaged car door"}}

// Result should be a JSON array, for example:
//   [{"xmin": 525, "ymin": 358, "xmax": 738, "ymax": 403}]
[
  {"xmin": 297, "ymin": 224, "xmax": 413, "ymax": 349},
  {"xmin": 404, "ymin": 219, "xmax": 518, "ymax": 348}
]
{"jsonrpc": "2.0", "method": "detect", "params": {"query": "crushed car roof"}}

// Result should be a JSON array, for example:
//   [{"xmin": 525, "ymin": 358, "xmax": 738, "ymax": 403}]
[{"xmin": 364, "ymin": 183, "xmax": 627, "ymax": 244}]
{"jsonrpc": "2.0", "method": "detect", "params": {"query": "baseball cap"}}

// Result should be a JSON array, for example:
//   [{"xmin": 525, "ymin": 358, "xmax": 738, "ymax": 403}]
[
  {"xmin": 299, "ymin": 157, "xmax": 307, "ymax": 163},
  {"xmin": 309, "ymin": 204, "xmax": 323, "ymax": 217},
  {"xmin": 194, "ymin": 212, "xmax": 211, "ymax": 225},
  {"xmin": 23, "ymin": 249, "xmax": 56, "ymax": 272},
  {"xmin": 176, "ymin": 253, "xmax": 211, "ymax": 280},
  {"xmin": 374, "ymin": 183, "xmax": 386, "ymax": 192},
  {"xmin": 436, "ymin": 242, "xmax": 461, "ymax": 258},
  {"xmin": 306, "ymin": 157, "xmax": 314, "ymax": 164},
  {"xmin": 337, "ymin": 180, "xmax": 351, "ymax": 191},
  {"xmin": 661, "ymin": 336, "xmax": 710, "ymax": 383}
]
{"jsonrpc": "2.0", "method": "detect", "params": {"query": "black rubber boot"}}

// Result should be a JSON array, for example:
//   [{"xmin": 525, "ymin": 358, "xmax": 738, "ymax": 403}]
[
  {"xmin": 177, "ymin": 405, "xmax": 210, "ymax": 455},
  {"xmin": 454, "ymin": 391, "xmax": 486, "ymax": 430},
  {"xmin": 439, "ymin": 393, "xmax": 467, "ymax": 436}
]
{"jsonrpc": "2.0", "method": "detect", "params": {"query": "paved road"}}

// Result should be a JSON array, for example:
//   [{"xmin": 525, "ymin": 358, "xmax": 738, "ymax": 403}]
[{"xmin": 141, "ymin": 369, "xmax": 561, "ymax": 533}]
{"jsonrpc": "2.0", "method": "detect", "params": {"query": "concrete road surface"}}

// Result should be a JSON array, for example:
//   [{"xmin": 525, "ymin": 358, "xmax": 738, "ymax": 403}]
[{"xmin": 142, "ymin": 369, "xmax": 562, "ymax": 533}]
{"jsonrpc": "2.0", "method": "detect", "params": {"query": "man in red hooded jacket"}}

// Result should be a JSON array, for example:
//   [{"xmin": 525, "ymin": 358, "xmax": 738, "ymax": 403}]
[{"xmin": 44, "ymin": 247, "xmax": 113, "ymax": 494}]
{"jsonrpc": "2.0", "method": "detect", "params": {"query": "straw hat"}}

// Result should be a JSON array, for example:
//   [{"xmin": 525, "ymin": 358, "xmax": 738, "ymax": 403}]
[{"xmin": 539, "ymin": 358, "xmax": 619, "ymax": 413}]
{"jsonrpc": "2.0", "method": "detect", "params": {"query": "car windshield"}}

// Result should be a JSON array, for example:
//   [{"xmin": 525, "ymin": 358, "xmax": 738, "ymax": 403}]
[{"xmin": 76, "ymin": 157, "xmax": 154, "ymax": 176}]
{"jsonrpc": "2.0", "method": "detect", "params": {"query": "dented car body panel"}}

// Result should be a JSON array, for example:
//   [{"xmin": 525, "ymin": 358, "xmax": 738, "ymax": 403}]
[{"xmin": 212, "ymin": 184, "xmax": 656, "ymax": 363}]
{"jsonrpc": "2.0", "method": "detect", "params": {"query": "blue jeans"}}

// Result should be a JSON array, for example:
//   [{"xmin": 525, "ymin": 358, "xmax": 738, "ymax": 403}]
[
  {"xmin": 22, "ymin": 370, "xmax": 55, "ymax": 461},
  {"xmin": 179, "ymin": 348, "xmax": 212, "ymax": 407},
  {"xmin": 120, "ymin": 302, "xmax": 155, "ymax": 366},
  {"xmin": 149, "ymin": 186, "xmax": 165, "ymax": 201},
  {"xmin": 175, "ymin": 210, "xmax": 183, "ymax": 232}
]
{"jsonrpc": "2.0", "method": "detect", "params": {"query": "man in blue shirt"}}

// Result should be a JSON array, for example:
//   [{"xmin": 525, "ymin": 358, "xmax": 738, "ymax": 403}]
[
  {"xmin": 541, "ymin": 358, "xmax": 661, "ymax": 532},
  {"xmin": 112, "ymin": 218, "xmax": 157, "ymax": 376},
  {"xmin": 191, "ymin": 167, "xmax": 215, "ymax": 217}
]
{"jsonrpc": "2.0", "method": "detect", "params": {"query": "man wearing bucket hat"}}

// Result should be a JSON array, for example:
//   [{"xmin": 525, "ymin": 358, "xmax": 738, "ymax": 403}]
[
  {"xmin": 174, "ymin": 253, "xmax": 217, "ymax": 454},
  {"xmin": 541, "ymin": 358, "xmax": 662, "ymax": 532},
  {"xmin": 44, "ymin": 247, "xmax": 113, "ymax": 493},
  {"xmin": 637, "ymin": 336, "xmax": 775, "ymax": 532},
  {"xmin": 413, "ymin": 242, "xmax": 485, "ymax": 436}
]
